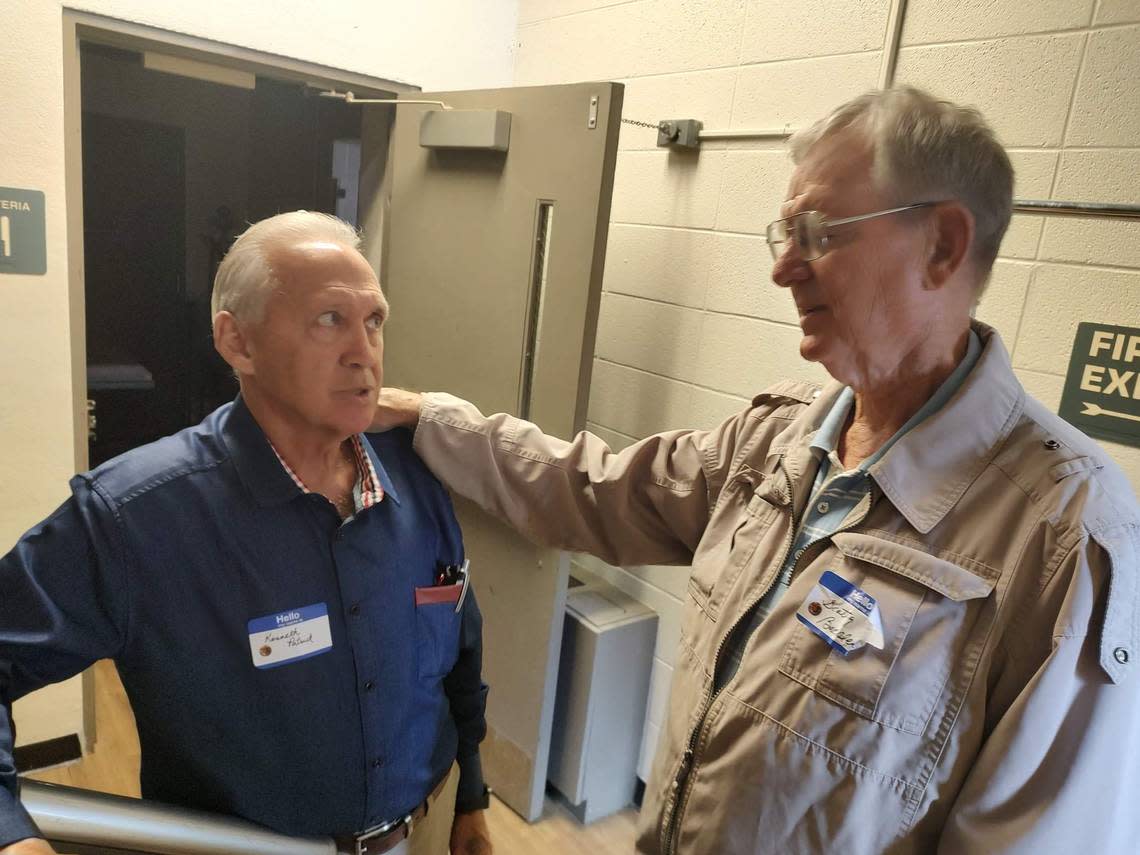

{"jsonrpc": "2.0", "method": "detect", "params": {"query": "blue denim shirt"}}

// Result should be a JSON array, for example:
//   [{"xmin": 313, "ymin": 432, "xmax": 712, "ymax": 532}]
[{"xmin": 0, "ymin": 397, "xmax": 488, "ymax": 846}]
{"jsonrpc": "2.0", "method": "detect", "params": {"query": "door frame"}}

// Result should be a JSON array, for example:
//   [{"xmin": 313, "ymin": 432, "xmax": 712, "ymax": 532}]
[
  {"xmin": 62, "ymin": 7, "xmax": 418, "ymax": 475},
  {"xmin": 61, "ymin": 7, "xmax": 420, "ymax": 748}
]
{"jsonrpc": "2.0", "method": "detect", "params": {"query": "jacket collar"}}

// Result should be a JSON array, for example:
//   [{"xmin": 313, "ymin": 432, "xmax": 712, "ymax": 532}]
[
  {"xmin": 222, "ymin": 395, "xmax": 401, "ymax": 508},
  {"xmin": 768, "ymin": 321, "xmax": 1024, "ymax": 534}
]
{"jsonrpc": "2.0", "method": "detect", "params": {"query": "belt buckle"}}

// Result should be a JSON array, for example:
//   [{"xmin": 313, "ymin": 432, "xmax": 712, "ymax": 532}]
[{"xmin": 355, "ymin": 813, "xmax": 414, "ymax": 855}]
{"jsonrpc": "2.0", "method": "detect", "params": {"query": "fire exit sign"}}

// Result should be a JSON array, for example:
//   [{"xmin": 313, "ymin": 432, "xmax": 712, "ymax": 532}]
[
  {"xmin": 1058, "ymin": 323, "xmax": 1140, "ymax": 449},
  {"xmin": 0, "ymin": 187, "xmax": 46, "ymax": 276}
]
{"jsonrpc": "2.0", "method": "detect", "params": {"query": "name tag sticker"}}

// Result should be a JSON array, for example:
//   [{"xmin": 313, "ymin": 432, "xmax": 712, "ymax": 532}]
[
  {"xmin": 248, "ymin": 603, "xmax": 333, "ymax": 669},
  {"xmin": 795, "ymin": 570, "xmax": 884, "ymax": 656}
]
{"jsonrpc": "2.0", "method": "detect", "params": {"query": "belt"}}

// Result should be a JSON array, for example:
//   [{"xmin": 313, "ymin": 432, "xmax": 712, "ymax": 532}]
[{"xmin": 334, "ymin": 772, "xmax": 450, "ymax": 855}]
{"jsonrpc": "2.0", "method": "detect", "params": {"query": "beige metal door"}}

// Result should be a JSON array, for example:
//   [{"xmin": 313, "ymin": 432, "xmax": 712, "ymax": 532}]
[{"xmin": 374, "ymin": 82, "xmax": 622, "ymax": 820}]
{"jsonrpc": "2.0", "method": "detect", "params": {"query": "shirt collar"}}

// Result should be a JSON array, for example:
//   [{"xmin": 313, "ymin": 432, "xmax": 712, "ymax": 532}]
[
  {"xmin": 222, "ymin": 395, "xmax": 401, "ymax": 508},
  {"xmin": 267, "ymin": 434, "xmax": 387, "ymax": 512},
  {"xmin": 868, "ymin": 322, "xmax": 1020, "ymax": 533},
  {"xmin": 808, "ymin": 328, "xmax": 983, "ymax": 469},
  {"xmin": 770, "ymin": 321, "xmax": 1023, "ymax": 534}
]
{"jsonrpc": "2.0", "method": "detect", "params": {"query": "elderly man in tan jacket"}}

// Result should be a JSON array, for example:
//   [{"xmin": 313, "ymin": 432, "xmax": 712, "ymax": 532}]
[{"xmin": 376, "ymin": 87, "xmax": 1140, "ymax": 854}]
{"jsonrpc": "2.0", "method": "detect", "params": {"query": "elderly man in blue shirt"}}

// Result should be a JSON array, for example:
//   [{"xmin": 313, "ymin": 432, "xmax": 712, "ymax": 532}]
[{"xmin": 0, "ymin": 212, "xmax": 492, "ymax": 855}]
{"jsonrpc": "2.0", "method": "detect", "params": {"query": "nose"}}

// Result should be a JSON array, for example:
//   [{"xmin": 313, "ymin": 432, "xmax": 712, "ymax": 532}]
[
  {"xmin": 342, "ymin": 322, "xmax": 380, "ymax": 373},
  {"xmin": 770, "ymin": 239, "xmax": 811, "ymax": 289}
]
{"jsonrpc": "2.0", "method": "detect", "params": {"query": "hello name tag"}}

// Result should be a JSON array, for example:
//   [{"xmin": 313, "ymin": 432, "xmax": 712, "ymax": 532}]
[
  {"xmin": 796, "ymin": 570, "xmax": 884, "ymax": 655},
  {"xmin": 248, "ymin": 603, "xmax": 333, "ymax": 669}
]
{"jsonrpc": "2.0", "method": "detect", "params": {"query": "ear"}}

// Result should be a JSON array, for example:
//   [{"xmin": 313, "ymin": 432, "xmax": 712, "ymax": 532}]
[
  {"xmin": 926, "ymin": 202, "xmax": 975, "ymax": 289},
  {"xmin": 213, "ymin": 311, "xmax": 256, "ymax": 376}
]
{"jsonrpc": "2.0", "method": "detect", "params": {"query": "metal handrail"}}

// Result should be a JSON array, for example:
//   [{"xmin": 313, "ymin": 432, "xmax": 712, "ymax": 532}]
[
  {"xmin": 1012, "ymin": 199, "xmax": 1140, "ymax": 220},
  {"xmin": 21, "ymin": 779, "xmax": 336, "ymax": 855}
]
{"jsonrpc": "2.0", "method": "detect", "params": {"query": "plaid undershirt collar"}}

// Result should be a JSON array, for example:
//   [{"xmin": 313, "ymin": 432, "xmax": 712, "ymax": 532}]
[{"xmin": 269, "ymin": 434, "xmax": 384, "ymax": 514}]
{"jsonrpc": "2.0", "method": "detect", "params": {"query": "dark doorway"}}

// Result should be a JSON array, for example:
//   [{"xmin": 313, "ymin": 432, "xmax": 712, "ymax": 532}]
[
  {"xmin": 80, "ymin": 43, "xmax": 363, "ymax": 466},
  {"xmin": 83, "ymin": 111, "xmax": 187, "ymax": 464}
]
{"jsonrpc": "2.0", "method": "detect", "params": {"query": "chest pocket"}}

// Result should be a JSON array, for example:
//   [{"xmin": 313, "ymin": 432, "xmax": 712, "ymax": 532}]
[
  {"xmin": 778, "ymin": 532, "xmax": 997, "ymax": 735},
  {"xmin": 415, "ymin": 594, "xmax": 463, "ymax": 679},
  {"xmin": 688, "ymin": 467, "xmax": 789, "ymax": 619}
]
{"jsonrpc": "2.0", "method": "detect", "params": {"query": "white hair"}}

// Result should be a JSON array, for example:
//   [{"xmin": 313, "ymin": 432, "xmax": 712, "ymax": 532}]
[
  {"xmin": 211, "ymin": 211, "xmax": 363, "ymax": 322},
  {"xmin": 789, "ymin": 86, "xmax": 1013, "ymax": 288}
]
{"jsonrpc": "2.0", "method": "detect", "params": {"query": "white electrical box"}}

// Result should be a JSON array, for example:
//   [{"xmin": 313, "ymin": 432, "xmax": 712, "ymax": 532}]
[{"xmin": 548, "ymin": 568, "xmax": 657, "ymax": 823}]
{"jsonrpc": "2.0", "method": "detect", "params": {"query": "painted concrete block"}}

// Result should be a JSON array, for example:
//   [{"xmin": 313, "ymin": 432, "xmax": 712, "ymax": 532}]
[
  {"xmin": 610, "ymin": 150, "xmax": 727, "ymax": 229},
  {"xmin": 628, "ymin": 0, "xmax": 748, "ymax": 77},
  {"xmin": 688, "ymin": 386, "xmax": 751, "ymax": 429},
  {"xmin": 715, "ymin": 149, "xmax": 795, "ymax": 235},
  {"xmin": 1066, "ymin": 26, "xmax": 1140, "ymax": 147},
  {"xmin": 1013, "ymin": 264, "xmax": 1140, "ymax": 373},
  {"xmin": 603, "ymin": 223, "xmax": 713, "ymax": 308},
  {"xmin": 975, "ymin": 259, "xmax": 1032, "ymax": 348},
  {"xmin": 741, "ymin": 0, "xmax": 888, "ymax": 63},
  {"xmin": 999, "ymin": 214, "xmax": 1045, "ymax": 260},
  {"xmin": 1008, "ymin": 149, "xmax": 1059, "ymax": 198},
  {"xmin": 1095, "ymin": 0, "xmax": 1140, "ymax": 25},
  {"xmin": 704, "ymin": 233, "xmax": 800, "ymax": 325},
  {"xmin": 519, "ymin": 0, "xmax": 635, "ymax": 25},
  {"xmin": 595, "ymin": 293, "xmax": 705, "ymax": 382},
  {"xmin": 587, "ymin": 358, "xmax": 694, "ymax": 436},
  {"xmin": 895, "ymin": 34, "xmax": 1085, "ymax": 147},
  {"xmin": 694, "ymin": 313, "xmax": 828, "ymax": 396},
  {"xmin": 902, "ymin": 0, "xmax": 1093, "ymax": 44},
  {"xmin": 732, "ymin": 52, "xmax": 881, "ymax": 133},
  {"xmin": 515, "ymin": 3, "xmax": 642, "ymax": 84},
  {"xmin": 1052, "ymin": 150, "xmax": 1140, "ymax": 205},
  {"xmin": 1039, "ymin": 220, "xmax": 1140, "ymax": 270}
]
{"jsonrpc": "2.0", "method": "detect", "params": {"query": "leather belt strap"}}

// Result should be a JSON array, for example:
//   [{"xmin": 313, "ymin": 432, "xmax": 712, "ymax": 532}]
[{"xmin": 334, "ymin": 772, "xmax": 450, "ymax": 855}]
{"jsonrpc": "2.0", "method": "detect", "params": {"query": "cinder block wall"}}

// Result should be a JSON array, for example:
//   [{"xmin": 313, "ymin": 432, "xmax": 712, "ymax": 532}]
[{"xmin": 517, "ymin": 0, "xmax": 1140, "ymax": 778}]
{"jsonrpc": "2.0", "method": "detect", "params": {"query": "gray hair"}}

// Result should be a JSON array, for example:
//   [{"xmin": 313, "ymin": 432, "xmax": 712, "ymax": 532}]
[
  {"xmin": 211, "ymin": 210, "xmax": 363, "ymax": 321},
  {"xmin": 789, "ymin": 86, "xmax": 1013, "ymax": 286}
]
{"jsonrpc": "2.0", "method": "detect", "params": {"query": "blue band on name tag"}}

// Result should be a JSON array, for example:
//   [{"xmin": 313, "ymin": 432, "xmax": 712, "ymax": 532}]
[
  {"xmin": 248, "ymin": 602, "xmax": 329, "ymax": 634},
  {"xmin": 819, "ymin": 570, "xmax": 877, "ymax": 617}
]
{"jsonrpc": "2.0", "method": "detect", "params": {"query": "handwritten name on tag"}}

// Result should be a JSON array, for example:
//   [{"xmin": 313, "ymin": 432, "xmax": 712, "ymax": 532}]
[
  {"xmin": 247, "ymin": 603, "xmax": 333, "ymax": 669},
  {"xmin": 796, "ymin": 570, "xmax": 884, "ymax": 655}
]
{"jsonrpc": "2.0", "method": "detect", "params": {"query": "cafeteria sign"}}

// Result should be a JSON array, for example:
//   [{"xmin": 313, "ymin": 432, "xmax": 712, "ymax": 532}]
[
  {"xmin": 1059, "ymin": 323, "xmax": 1140, "ymax": 448},
  {"xmin": 0, "ymin": 187, "xmax": 46, "ymax": 276}
]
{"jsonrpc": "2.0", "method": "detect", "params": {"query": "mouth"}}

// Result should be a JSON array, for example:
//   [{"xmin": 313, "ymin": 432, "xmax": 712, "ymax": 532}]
[
  {"xmin": 339, "ymin": 387, "xmax": 376, "ymax": 402},
  {"xmin": 797, "ymin": 304, "xmax": 826, "ymax": 319}
]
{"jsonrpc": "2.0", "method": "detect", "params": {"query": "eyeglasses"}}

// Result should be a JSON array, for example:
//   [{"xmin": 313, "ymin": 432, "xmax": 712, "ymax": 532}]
[{"xmin": 764, "ymin": 202, "xmax": 939, "ymax": 262}]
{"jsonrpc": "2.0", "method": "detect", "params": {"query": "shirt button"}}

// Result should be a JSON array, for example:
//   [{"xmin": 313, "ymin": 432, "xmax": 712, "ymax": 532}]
[
  {"xmin": 364, "ymin": 680, "xmax": 376, "ymax": 691},
  {"xmin": 1115, "ymin": 647, "xmax": 1130, "ymax": 665},
  {"xmin": 816, "ymin": 501, "xmax": 829, "ymax": 514},
  {"xmin": 349, "ymin": 604, "xmax": 361, "ymax": 617},
  {"xmin": 371, "ymin": 757, "xmax": 383, "ymax": 769}
]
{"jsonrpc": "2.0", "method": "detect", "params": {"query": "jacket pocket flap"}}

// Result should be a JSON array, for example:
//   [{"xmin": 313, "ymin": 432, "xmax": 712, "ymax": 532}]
[{"xmin": 832, "ymin": 532, "xmax": 995, "ymax": 602}]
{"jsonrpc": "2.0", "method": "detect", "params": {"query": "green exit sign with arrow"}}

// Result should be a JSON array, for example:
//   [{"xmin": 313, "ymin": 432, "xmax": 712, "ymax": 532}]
[{"xmin": 1059, "ymin": 323, "xmax": 1140, "ymax": 448}]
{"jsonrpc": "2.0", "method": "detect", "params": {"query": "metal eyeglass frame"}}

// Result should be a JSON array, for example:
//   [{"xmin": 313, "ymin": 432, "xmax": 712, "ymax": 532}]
[{"xmin": 765, "ymin": 201, "xmax": 940, "ymax": 262}]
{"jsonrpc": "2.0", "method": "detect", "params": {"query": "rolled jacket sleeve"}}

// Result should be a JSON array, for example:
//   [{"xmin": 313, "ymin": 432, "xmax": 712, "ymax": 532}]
[
  {"xmin": 411, "ymin": 393, "xmax": 751, "ymax": 569},
  {"xmin": 0, "ymin": 478, "xmax": 129, "ymax": 847},
  {"xmin": 938, "ymin": 526, "xmax": 1140, "ymax": 854}
]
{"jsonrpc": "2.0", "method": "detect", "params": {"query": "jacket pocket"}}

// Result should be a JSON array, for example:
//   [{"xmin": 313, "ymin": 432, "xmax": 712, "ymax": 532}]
[
  {"xmin": 414, "ymin": 590, "xmax": 462, "ymax": 679},
  {"xmin": 689, "ymin": 467, "xmax": 787, "ymax": 615},
  {"xmin": 778, "ymin": 532, "xmax": 996, "ymax": 735}
]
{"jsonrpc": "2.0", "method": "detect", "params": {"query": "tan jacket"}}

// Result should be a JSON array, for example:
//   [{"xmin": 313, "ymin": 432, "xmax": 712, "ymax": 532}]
[{"xmin": 412, "ymin": 323, "xmax": 1140, "ymax": 854}]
